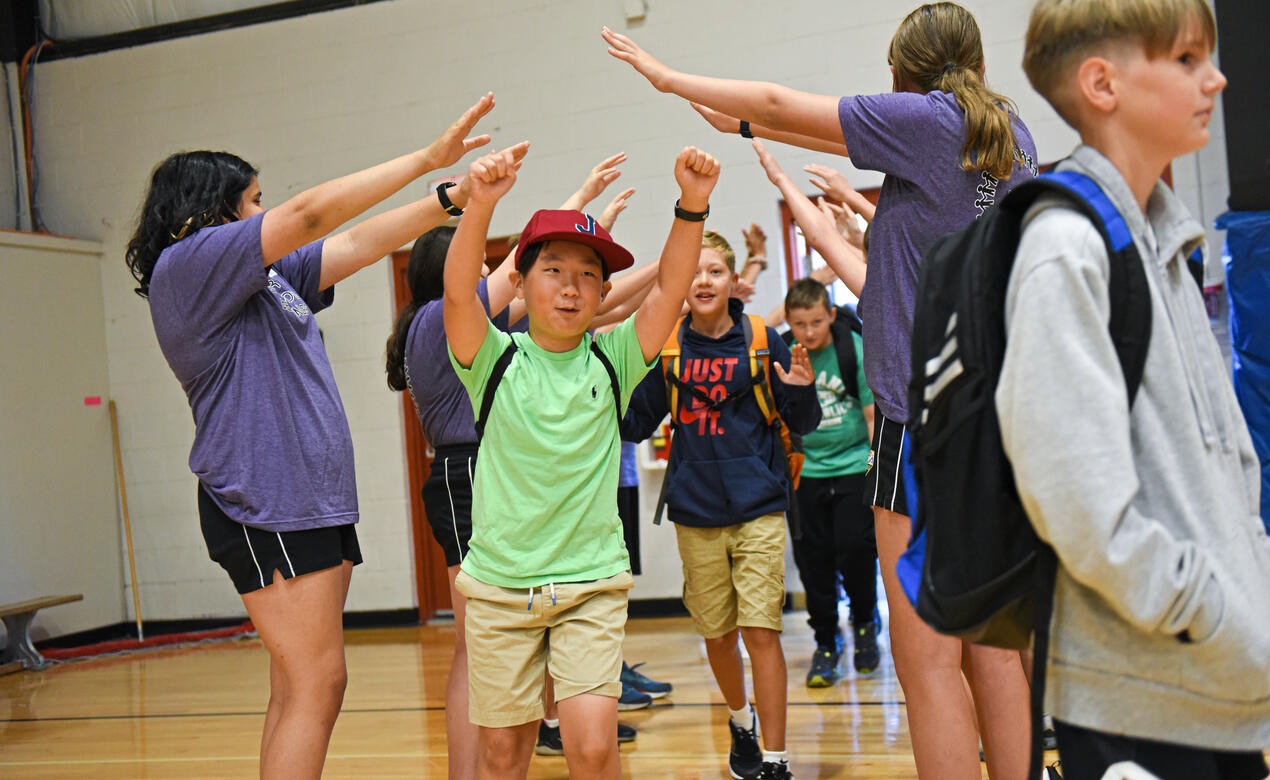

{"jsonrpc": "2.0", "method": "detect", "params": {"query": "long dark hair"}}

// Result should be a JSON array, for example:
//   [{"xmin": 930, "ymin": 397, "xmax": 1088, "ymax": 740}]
[
  {"xmin": 125, "ymin": 151, "xmax": 258, "ymax": 298},
  {"xmin": 385, "ymin": 225, "xmax": 456, "ymax": 392}
]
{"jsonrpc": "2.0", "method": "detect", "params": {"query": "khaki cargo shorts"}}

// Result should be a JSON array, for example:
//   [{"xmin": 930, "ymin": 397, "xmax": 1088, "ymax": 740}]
[
  {"xmin": 675, "ymin": 513, "xmax": 786, "ymax": 638},
  {"xmin": 456, "ymin": 569, "xmax": 633, "ymax": 728}
]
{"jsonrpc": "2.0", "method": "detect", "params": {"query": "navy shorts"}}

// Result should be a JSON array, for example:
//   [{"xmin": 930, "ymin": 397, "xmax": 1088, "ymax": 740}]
[{"xmin": 198, "ymin": 483, "xmax": 362, "ymax": 595}]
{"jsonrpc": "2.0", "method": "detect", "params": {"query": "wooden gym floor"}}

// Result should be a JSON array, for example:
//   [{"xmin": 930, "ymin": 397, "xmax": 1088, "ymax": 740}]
[{"xmin": 4, "ymin": 610, "xmax": 995, "ymax": 779}]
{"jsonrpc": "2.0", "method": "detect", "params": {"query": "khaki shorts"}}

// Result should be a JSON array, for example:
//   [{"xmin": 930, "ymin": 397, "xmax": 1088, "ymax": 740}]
[
  {"xmin": 675, "ymin": 513, "xmax": 786, "ymax": 638},
  {"xmin": 455, "ymin": 569, "xmax": 633, "ymax": 728}
]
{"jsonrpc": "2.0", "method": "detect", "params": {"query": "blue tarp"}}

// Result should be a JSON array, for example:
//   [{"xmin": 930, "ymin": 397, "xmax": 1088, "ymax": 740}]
[{"xmin": 1216, "ymin": 210, "xmax": 1270, "ymax": 529}]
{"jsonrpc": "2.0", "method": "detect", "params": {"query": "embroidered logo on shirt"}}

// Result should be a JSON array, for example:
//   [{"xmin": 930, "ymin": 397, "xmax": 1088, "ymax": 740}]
[{"xmin": 266, "ymin": 269, "xmax": 312, "ymax": 321}]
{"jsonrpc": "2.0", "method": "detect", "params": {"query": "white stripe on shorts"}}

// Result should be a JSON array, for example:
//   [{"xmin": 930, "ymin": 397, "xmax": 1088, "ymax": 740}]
[
  {"xmin": 890, "ymin": 425, "xmax": 907, "ymax": 512},
  {"xmin": 242, "ymin": 526, "xmax": 265, "ymax": 589},
  {"xmin": 444, "ymin": 457, "xmax": 464, "ymax": 563},
  {"xmin": 276, "ymin": 533, "xmax": 296, "ymax": 578},
  {"xmin": 872, "ymin": 417, "xmax": 885, "ymax": 506}
]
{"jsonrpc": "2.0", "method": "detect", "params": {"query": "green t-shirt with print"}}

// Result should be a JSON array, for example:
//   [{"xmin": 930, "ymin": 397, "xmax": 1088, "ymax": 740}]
[
  {"xmin": 449, "ymin": 316, "xmax": 654, "ymax": 588},
  {"xmin": 798, "ymin": 331, "xmax": 873, "ymax": 478}
]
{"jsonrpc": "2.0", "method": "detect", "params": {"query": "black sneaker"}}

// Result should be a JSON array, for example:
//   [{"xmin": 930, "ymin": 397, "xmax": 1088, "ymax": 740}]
[
  {"xmin": 537, "ymin": 720, "xmax": 636, "ymax": 754},
  {"xmin": 853, "ymin": 621, "xmax": 880, "ymax": 674},
  {"xmin": 535, "ymin": 720, "xmax": 563, "ymax": 756},
  {"xmin": 805, "ymin": 644, "xmax": 840, "ymax": 688},
  {"xmin": 727, "ymin": 706, "xmax": 762, "ymax": 779},
  {"xmin": 760, "ymin": 760, "xmax": 794, "ymax": 779}
]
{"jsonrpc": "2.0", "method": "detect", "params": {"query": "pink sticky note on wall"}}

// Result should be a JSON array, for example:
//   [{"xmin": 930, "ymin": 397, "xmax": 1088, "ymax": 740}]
[{"xmin": 84, "ymin": 396, "xmax": 102, "ymax": 406}]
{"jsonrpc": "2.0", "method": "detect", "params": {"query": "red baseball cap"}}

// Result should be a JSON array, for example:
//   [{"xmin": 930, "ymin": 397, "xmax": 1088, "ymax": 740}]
[{"xmin": 515, "ymin": 209, "xmax": 634, "ymax": 276}]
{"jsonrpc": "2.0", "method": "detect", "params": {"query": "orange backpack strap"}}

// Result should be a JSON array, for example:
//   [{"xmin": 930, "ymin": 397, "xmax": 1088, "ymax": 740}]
[
  {"xmin": 742, "ymin": 313, "xmax": 778, "ymax": 425},
  {"xmin": 660, "ymin": 316, "xmax": 688, "ymax": 426}
]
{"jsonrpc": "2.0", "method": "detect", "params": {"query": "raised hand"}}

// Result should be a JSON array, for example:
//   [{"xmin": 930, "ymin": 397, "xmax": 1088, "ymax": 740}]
[
  {"xmin": 465, "ymin": 141, "xmax": 530, "ymax": 206},
  {"xmin": 803, "ymin": 163, "xmax": 857, "ymax": 204},
  {"xmin": 423, "ymin": 93, "xmax": 495, "ymax": 170},
  {"xmin": 577, "ymin": 152, "xmax": 627, "ymax": 206},
  {"xmin": 690, "ymin": 102, "xmax": 741, "ymax": 134},
  {"xmin": 817, "ymin": 196, "xmax": 865, "ymax": 250},
  {"xmin": 751, "ymin": 139, "xmax": 789, "ymax": 186},
  {"xmin": 602, "ymin": 26, "xmax": 672, "ymax": 91},
  {"xmin": 599, "ymin": 187, "xmax": 636, "ymax": 232},
  {"xmin": 775, "ymin": 343, "xmax": 815, "ymax": 386},
  {"xmin": 674, "ymin": 147, "xmax": 721, "ymax": 210},
  {"xmin": 733, "ymin": 276, "xmax": 756, "ymax": 303},
  {"xmin": 742, "ymin": 223, "xmax": 767, "ymax": 257}
]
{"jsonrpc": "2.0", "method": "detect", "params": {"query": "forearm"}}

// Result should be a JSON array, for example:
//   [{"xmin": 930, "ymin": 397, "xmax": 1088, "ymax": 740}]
[
  {"xmin": 598, "ymin": 261, "xmax": 659, "ymax": 315},
  {"xmin": 661, "ymin": 73, "xmax": 842, "ymax": 145},
  {"xmin": 842, "ymin": 189, "xmax": 876, "ymax": 221},
  {"xmin": 279, "ymin": 149, "xmax": 436, "ymax": 244},
  {"xmin": 635, "ymin": 217, "xmax": 705, "ymax": 363},
  {"xmin": 320, "ymin": 189, "xmax": 453, "ymax": 290},
  {"xmin": 768, "ymin": 171, "xmax": 866, "ymax": 295},
  {"xmin": 751, "ymin": 122, "xmax": 849, "ymax": 156},
  {"xmin": 442, "ymin": 200, "xmax": 495, "ymax": 366}
]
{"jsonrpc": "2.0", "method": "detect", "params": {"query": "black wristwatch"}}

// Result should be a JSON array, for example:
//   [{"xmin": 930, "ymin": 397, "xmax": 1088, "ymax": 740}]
[
  {"xmin": 436, "ymin": 181, "xmax": 464, "ymax": 217},
  {"xmin": 674, "ymin": 199, "xmax": 710, "ymax": 222}
]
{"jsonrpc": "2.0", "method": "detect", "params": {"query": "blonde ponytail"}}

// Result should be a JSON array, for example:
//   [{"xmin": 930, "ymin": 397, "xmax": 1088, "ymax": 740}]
[{"xmin": 889, "ymin": 3, "xmax": 1022, "ymax": 181}]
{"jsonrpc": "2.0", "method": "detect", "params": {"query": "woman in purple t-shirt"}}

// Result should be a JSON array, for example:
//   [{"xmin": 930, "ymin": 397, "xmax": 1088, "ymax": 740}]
[
  {"xmin": 125, "ymin": 94, "xmax": 501, "ymax": 779},
  {"xmin": 603, "ymin": 5, "xmax": 1037, "ymax": 779}
]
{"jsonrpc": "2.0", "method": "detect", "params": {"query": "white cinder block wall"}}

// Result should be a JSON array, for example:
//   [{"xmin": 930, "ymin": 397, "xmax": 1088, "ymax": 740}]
[{"xmin": 22, "ymin": 0, "xmax": 1227, "ymax": 620}]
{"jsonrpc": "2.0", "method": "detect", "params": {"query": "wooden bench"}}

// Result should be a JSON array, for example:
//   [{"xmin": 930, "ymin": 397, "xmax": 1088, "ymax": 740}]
[{"xmin": 1, "ymin": 594, "xmax": 83, "ymax": 674}]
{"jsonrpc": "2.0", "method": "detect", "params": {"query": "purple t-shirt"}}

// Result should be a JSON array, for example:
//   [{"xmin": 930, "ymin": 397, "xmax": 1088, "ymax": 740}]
[
  {"xmin": 839, "ymin": 91, "xmax": 1038, "ymax": 422},
  {"xmin": 148, "ymin": 212, "xmax": 357, "ymax": 531},
  {"xmin": 403, "ymin": 279, "xmax": 497, "ymax": 447}
]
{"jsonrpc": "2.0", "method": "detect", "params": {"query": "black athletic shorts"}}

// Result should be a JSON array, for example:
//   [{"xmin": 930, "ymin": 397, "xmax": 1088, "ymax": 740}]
[
  {"xmin": 422, "ymin": 444, "xmax": 477, "ymax": 567},
  {"xmin": 864, "ymin": 411, "xmax": 909, "ymax": 516},
  {"xmin": 1054, "ymin": 719, "xmax": 1270, "ymax": 780},
  {"xmin": 198, "ymin": 483, "xmax": 362, "ymax": 595}
]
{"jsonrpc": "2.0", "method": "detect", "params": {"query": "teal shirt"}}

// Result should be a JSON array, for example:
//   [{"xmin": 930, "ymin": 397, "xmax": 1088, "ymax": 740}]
[
  {"xmin": 798, "ymin": 332, "xmax": 873, "ymax": 478},
  {"xmin": 449, "ymin": 317, "xmax": 654, "ymax": 587}
]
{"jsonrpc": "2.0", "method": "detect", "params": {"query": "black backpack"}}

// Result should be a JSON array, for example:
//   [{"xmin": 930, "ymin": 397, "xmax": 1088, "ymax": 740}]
[
  {"xmin": 901, "ymin": 169, "xmax": 1152, "ymax": 774},
  {"xmin": 781, "ymin": 304, "xmax": 863, "ymax": 401}
]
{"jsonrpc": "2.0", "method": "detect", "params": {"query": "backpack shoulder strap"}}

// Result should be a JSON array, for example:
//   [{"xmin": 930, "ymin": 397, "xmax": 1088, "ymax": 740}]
[
  {"xmin": 1030, "ymin": 170, "xmax": 1152, "ymax": 405},
  {"xmin": 743, "ymin": 313, "xmax": 778, "ymax": 425},
  {"xmin": 589, "ymin": 338, "xmax": 623, "ymax": 427},
  {"xmin": 831, "ymin": 308, "xmax": 861, "ymax": 401},
  {"xmin": 660, "ymin": 317, "xmax": 689, "ymax": 425},
  {"xmin": 475, "ymin": 341, "xmax": 518, "ymax": 442}
]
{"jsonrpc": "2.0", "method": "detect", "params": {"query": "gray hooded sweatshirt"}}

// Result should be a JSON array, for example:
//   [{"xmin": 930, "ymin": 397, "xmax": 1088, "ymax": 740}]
[{"xmin": 997, "ymin": 145, "xmax": 1270, "ymax": 749}]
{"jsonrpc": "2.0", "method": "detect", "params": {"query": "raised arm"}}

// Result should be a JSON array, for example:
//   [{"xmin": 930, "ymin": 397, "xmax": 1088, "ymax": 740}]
[
  {"xmin": 560, "ymin": 152, "xmax": 627, "ymax": 213},
  {"xmin": 603, "ymin": 28, "xmax": 844, "ymax": 148},
  {"xmin": 444, "ymin": 142, "xmax": 530, "ymax": 367},
  {"xmin": 263, "ymin": 93, "xmax": 492, "ymax": 272},
  {"xmin": 593, "ymin": 259, "xmax": 660, "ymax": 328},
  {"xmin": 738, "ymin": 223, "xmax": 768, "ymax": 288},
  {"xmin": 752, "ymin": 140, "xmax": 866, "ymax": 297},
  {"xmin": 689, "ymin": 102, "xmax": 849, "ymax": 157},
  {"xmin": 632, "ymin": 147, "xmax": 721, "ymax": 363},
  {"xmin": 804, "ymin": 163, "xmax": 876, "ymax": 220}
]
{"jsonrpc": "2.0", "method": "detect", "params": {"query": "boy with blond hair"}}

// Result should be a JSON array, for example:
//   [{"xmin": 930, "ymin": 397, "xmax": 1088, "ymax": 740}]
[
  {"xmin": 623, "ymin": 231, "xmax": 820, "ymax": 780},
  {"xmin": 999, "ymin": 1, "xmax": 1270, "ymax": 777},
  {"xmin": 444, "ymin": 143, "xmax": 720, "ymax": 779}
]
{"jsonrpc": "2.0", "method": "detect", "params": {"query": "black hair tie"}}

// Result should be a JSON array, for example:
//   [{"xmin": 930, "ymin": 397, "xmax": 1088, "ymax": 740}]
[{"xmin": 941, "ymin": 63, "xmax": 956, "ymax": 75}]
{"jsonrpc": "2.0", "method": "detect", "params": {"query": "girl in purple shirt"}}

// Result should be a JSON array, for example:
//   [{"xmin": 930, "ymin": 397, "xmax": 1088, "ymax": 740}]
[
  {"xmin": 604, "ymin": 5, "xmax": 1036, "ymax": 779},
  {"xmin": 126, "ymin": 94, "xmax": 500, "ymax": 780}
]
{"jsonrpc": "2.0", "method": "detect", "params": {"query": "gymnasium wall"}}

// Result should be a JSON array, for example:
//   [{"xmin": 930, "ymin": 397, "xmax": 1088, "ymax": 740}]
[
  {"xmin": 16, "ymin": 0, "xmax": 1229, "ymax": 623},
  {"xmin": 0, "ymin": 233, "xmax": 126, "ymax": 637}
]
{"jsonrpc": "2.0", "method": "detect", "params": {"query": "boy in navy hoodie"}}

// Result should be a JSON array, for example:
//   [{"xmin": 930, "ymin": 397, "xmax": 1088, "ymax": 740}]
[{"xmin": 623, "ymin": 231, "xmax": 820, "ymax": 780}]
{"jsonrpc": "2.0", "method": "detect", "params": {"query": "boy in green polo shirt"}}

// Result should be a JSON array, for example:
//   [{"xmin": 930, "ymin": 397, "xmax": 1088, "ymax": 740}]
[
  {"xmin": 783, "ymin": 279, "xmax": 879, "ymax": 687},
  {"xmin": 444, "ymin": 142, "xmax": 720, "ymax": 779}
]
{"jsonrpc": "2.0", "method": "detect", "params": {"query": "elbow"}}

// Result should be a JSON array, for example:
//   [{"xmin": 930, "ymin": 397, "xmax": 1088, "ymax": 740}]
[{"xmin": 757, "ymin": 86, "xmax": 785, "ymax": 128}]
